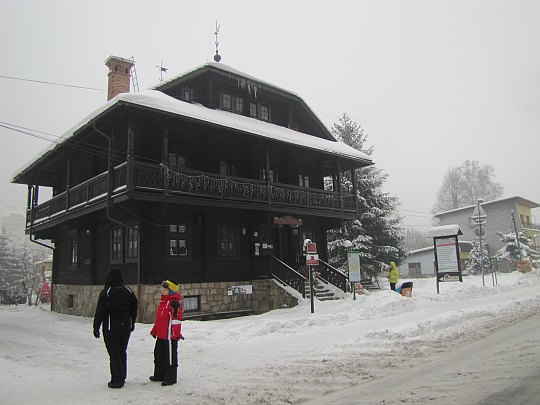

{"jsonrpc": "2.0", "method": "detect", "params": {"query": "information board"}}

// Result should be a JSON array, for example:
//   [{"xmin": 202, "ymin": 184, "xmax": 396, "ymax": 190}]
[{"xmin": 347, "ymin": 251, "xmax": 361, "ymax": 282}]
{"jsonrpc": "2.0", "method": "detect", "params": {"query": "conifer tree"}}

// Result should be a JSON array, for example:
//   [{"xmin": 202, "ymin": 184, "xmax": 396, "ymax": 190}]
[
  {"xmin": 465, "ymin": 240, "xmax": 491, "ymax": 275},
  {"xmin": 495, "ymin": 230, "xmax": 539, "ymax": 264},
  {"xmin": 328, "ymin": 114, "xmax": 406, "ymax": 278}
]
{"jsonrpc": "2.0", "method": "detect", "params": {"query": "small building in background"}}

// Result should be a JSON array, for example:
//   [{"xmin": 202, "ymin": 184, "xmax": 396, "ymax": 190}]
[{"xmin": 399, "ymin": 241, "xmax": 472, "ymax": 277}]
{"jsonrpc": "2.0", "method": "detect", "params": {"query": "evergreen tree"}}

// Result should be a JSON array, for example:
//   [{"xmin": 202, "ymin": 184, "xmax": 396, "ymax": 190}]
[
  {"xmin": 0, "ymin": 228, "xmax": 22, "ymax": 296},
  {"xmin": 495, "ymin": 230, "xmax": 539, "ymax": 264},
  {"xmin": 328, "ymin": 114, "xmax": 406, "ymax": 278},
  {"xmin": 465, "ymin": 240, "xmax": 491, "ymax": 275}
]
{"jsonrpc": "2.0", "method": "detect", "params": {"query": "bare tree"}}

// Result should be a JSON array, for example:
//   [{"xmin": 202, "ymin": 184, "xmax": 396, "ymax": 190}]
[
  {"xmin": 433, "ymin": 160, "xmax": 504, "ymax": 212},
  {"xmin": 404, "ymin": 227, "xmax": 430, "ymax": 251}
]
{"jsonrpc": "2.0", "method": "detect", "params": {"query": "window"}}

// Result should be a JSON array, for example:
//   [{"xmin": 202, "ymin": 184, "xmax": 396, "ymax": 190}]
[
  {"xmin": 298, "ymin": 174, "xmax": 310, "ymax": 188},
  {"xmin": 69, "ymin": 232, "xmax": 78, "ymax": 266},
  {"xmin": 520, "ymin": 214, "xmax": 525, "ymax": 226},
  {"xmin": 260, "ymin": 105, "xmax": 269, "ymax": 121},
  {"xmin": 261, "ymin": 168, "xmax": 278, "ymax": 182},
  {"xmin": 111, "ymin": 227, "xmax": 123, "ymax": 262},
  {"xmin": 168, "ymin": 153, "xmax": 185, "ymax": 168},
  {"xmin": 220, "ymin": 161, "xmax": 235, "ymax": 176},
  {"xmin": 249, "ymin": 102, "xmax": 257, "ymax": 117},
  {"xmin": 127, "ymin": 226, "xmax": 138, "ymax": 260},
  {"xmin": 220, "ymin": 226, "xmax": 237, "ymax": 256},
  {"xmin": 68, "ymin": 294, "xmax": 75, "ymax": 309},
  {"xmin": 408, "ymin": 262, "xmax": 421, "ymax": 277},
  {"xmin": 222, "ymin": 93, "xmax": 232, "ymax": 110},
  {"xmin": 234, "ymin": 97, "xmax": 244, "ymax": 113},
  {"xmin": 182, "ymin": 88, "xmax": 193, "ymax": 102},
  {"xmin": 169, "ymin": 225, "xmax": 188, "ymax": 256},
  {"xmin": 183, "ymin": 296, "xmax": 200, "ymax": 312}
]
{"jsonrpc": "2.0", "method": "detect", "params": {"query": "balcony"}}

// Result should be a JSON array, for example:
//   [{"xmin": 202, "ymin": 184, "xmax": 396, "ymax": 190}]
[{"xmin": 27, "ymin": 161, "xmax": 357, "ymax": 230}]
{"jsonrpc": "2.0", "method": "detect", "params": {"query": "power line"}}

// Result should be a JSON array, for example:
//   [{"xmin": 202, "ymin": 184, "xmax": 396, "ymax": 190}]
[{"xmin": 0, "ymin": 74, "xmax": 106, "ymax": 92}]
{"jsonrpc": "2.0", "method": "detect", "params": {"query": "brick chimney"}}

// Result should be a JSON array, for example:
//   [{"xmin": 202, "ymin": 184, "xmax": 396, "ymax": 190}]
[{"xmin": 105, "ymin": 56, "xmax": 135, "ymax": 101}]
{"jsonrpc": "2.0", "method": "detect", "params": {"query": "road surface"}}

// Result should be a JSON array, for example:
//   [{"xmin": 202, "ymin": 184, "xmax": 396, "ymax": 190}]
[{"xmin": 306, "ymin": 312, "xmax": 540, "ymax": 405}]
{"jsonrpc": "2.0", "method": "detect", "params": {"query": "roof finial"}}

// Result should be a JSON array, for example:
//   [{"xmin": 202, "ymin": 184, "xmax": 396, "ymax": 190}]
[{"xmin": 214, "ymin": 21, "xmax": 221, "ymax": 62}]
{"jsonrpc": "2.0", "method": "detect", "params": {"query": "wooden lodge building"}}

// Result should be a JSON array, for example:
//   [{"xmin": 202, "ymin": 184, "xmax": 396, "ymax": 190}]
[{"xmin": 12, "ymin": 56, "xmax": 372, "ymax": 322}]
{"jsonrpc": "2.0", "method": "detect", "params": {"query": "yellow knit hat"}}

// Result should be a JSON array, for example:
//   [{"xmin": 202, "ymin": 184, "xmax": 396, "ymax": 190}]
[{"xmin": 161, "ymin": 280, "xmax": 179, "ymax": 293}]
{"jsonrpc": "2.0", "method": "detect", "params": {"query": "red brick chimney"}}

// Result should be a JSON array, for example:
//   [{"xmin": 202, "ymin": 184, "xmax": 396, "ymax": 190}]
[{"xmin": 105, "ymin": 56, "xmax": 135, "ymax": 101}]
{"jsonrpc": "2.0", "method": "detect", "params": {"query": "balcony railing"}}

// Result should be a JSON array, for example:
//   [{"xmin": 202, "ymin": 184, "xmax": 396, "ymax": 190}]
[{"xmin": 27, "ymin": 161, "xmax": 357, "ymax": 228}]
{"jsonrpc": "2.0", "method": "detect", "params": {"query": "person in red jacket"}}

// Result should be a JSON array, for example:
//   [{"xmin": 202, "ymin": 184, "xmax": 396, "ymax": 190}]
[{"xmin": 149, "ymin": 279, "xmax": 184, "ymax": 386}]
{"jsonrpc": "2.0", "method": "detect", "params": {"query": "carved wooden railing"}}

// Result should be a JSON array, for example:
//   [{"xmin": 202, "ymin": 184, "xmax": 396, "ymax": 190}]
[
  {"xmin": 255, "ymin": 255, "xmax": 306, "ymax": 298},
  {"xmin": 28, "ymin": 163, "xmax": 127, "ymax": 226},
  {"xmin": 28, "ymin": 160, "xmax": 357, "ymax": 228},
  {"xmin": 318, "ymin": 260, "xmax": 349, "ymax": 292}
]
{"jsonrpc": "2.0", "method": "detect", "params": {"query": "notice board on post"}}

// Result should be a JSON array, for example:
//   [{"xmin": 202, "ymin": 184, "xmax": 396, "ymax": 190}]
[
  {"xmin": 347, "ymin": 251, "xmax": 361, "ymax": 282},
  {"xmin": 427, "ymin": 225, "xmax": 463, "ymax": 293}
]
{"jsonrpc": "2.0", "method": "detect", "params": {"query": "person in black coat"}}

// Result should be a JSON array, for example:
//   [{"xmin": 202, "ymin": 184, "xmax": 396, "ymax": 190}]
[{"xmin": 93, "ymin": 268, "xmax": 138, "ymax": 388}]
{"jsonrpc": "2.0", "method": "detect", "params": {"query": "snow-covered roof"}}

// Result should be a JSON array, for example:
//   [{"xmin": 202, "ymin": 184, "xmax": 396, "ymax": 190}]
[
  {"xmin": 152, "ymin": 62, "xmax": 336, "ymax": 142},
  {"xmin": 12, "ymin": 90, "xmax": 371, "ymax": 182},
  {"xmin": 152, "ymin": 62, "xmax": 300, "ymax": 98},
  {"xmin": 434, "ymin": 196, "xmax": 540, "ymax": 216},
  {"xmin": 426, "ymin": 224, "xmax": 463, "ymax": 238}
]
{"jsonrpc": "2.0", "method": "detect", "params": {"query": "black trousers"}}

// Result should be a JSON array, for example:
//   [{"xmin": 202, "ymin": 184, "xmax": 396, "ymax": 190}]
[
  {"xmin": 390, "ymin": 282, "xmax": 396, "ymax": 291},
  {"xmin": 153, "ymin": 338, "xmax": 178, "ymax": 383},
  {"xmin": 103, "ymin": 329, "xmax": 131, "ymax": 383}
]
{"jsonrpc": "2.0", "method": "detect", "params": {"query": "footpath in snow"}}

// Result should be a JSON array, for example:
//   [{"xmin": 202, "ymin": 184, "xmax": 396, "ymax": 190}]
[{"xmin": 1, "ymin": 271, "xmax": 540, "ymax": 405}]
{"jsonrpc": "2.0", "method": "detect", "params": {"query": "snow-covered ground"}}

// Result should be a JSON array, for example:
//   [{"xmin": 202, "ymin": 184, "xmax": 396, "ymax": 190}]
[{"xmin": 1, "ymin": 271, "xmax": 540, "ymax": 405}]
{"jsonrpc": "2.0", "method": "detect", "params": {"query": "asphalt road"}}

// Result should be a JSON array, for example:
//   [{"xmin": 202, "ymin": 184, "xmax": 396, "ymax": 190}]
[{"xmin": 305, "ymin": 312, "xmax": 540, "ymax": 405}]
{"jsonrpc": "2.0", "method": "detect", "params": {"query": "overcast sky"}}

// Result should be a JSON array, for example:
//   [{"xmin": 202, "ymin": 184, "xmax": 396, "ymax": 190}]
[{"xmin": 1, "ymin": 0, "xmax": 539, "ymax": 229}]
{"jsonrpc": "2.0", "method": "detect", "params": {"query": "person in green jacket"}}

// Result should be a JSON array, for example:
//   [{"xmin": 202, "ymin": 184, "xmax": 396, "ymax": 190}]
[{"xmin": 388, "ymin": 262, "xmax": 400, "ymax": 291}]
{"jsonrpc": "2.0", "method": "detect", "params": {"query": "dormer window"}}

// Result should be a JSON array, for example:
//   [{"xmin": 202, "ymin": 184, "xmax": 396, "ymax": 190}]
[
  {"xmin": 249, "ymin": 103, "xmax": 257, "ymax": 118},
  {"xmin": 222, "ymin": 93, "xmax": 232, "ymax": 110},
  {"xmin": 260, "ymin": 105, "xmax": 270, "ymax": 121},
  {"xmin": 234, "ymin": 97, "xmax": 244, "ymax": 113},
  {"xmin": 182, "ymin": 88, "xmax": 193, "ymax": 102}
]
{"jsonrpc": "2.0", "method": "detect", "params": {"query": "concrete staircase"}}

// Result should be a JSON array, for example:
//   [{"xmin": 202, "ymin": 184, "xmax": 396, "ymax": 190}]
[{"xmin": 304, "ymin": 279, "xmax": 339, "ymax": 301}]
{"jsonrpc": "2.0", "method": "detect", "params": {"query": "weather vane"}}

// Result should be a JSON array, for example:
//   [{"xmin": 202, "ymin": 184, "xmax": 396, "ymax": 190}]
[
  {"xmin": 156, "ymin": 59, "xmax": 168, "ymax": 82},
  {"xmin": 214, "ymin": 21, "xmax": 221, "ymax": 62}
]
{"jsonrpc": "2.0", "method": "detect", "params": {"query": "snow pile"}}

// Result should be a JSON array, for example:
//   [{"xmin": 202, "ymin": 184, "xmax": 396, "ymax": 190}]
[{"xmin": 1, "ymin": 271, "xmax": 540, "ymax": 404}]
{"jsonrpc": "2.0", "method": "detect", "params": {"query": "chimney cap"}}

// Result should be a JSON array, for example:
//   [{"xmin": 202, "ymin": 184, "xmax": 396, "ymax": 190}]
[{"xmin": 105, "ymin": 55, "xmax": 135, "ymax": 68}]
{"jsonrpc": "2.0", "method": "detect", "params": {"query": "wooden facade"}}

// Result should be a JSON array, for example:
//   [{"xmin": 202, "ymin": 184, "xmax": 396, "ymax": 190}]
[{"xmin": 13, "ymin": 62, "xmax": 372, "ymax": 319}]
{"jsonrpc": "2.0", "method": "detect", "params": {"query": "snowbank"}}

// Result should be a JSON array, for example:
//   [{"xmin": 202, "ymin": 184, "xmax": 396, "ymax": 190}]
[{"xmin": 1, "ymin": 271, "xmax": 540, "ymax": 404}]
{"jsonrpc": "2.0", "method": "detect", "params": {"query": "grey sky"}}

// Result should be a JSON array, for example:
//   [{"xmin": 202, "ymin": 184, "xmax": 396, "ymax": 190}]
[{"xmin": 1, "ymin": 0, "xmax": 539, "ymax": 229}]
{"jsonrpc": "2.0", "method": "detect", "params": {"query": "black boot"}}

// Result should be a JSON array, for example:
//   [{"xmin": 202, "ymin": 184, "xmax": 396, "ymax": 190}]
[
  {"xmin": 149, "ymin": 376, "xmax": 163, "ymax": 382},
  {"xmin": 161, "ymin": 381, "xmax": 176, "ymax": 386},
  {"xmin": 108, "ymin": 381, "xmax": 124, "ymax": 388}
]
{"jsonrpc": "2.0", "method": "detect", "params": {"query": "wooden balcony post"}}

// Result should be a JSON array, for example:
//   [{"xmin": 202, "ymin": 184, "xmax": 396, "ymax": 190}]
[
  {"xmin": 351, "ymin": 168, "xmax": 358, "ymax": 214},
  {"xmin": 265, "ymin": 145, "xmax": 272, "ymax": 206},
  {"xmin": 337, "ymin": 161, "xmax": 344, "ymax": 213},
  {"xmin": 65, "ymin": 151, "xmax": 71, "ymax": 210},
  {"xmin": 127, "ymin": 120, "xmax": 135, "ymax": 194},
  {"xmin": 162, "ymin": 127, "xmax": 169, "ymax": 195}
]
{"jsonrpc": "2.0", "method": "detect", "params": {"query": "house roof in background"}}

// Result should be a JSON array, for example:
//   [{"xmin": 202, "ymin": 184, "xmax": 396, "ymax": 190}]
[{"xmin": 434, "ymin": 196, "xmax": 540, "ymax": 217}]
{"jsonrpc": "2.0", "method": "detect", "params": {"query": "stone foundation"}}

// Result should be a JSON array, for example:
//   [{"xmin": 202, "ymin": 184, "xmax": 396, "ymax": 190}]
[{"xmin": 52, "ymin": 279, "xmax": 299, "ymax": 323}]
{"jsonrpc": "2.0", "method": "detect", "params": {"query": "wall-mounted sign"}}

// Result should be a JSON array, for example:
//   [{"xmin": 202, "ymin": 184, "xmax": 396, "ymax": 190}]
[{"xmin": 227, "ymin": 285, "xmax": 253, "ymax": 295}]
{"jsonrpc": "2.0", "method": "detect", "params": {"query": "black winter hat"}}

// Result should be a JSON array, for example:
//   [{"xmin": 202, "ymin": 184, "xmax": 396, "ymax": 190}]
[{"xmin": 105, "ymin": 268, "xmax": 123, "ymax": 286}]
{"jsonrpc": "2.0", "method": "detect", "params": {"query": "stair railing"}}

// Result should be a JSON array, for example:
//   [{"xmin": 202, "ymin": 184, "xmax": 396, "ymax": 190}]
[
  {"xmin": 317, "ymin": 260, "xmax": 349, "ymax": 292},
  {"xmin": 265, "ymin": 256, "xmax": 306, "ymax": 298}
]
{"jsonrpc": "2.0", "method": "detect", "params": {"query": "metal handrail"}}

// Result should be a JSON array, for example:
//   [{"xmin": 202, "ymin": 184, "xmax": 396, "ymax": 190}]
[{"xmin": 318, "ymin": 259, "xmax": 349, "ymax": 292}]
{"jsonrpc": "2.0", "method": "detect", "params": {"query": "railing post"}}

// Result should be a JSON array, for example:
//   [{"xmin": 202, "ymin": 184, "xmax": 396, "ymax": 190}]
[
  {"xmin": 126, "ymin": 120, "xmax": 135, "ymax": 194},
  {"xmin": 162, "ymin": 128, "xmax": 169, "ymax": 195},
  {"xmin": 265, "ymin": 145, "xmax": 272, "ymax": 206}
]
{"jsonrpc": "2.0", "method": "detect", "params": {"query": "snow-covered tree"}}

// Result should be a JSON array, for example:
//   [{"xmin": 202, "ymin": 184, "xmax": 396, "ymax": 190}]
[
  {"xmin": 0, "ymin": 228, "xmax": 22, "ymax": 295},
  {"xmin": 465, "ymin": 240, "xmax": 491, "ymax": 275},
  {"xmin": 328, "ymin": 114, "xmax": 406, "ymax": 278},
  {"xmin": 495, "ymin": 230, "xmax": 539, "ymax": 265}
]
